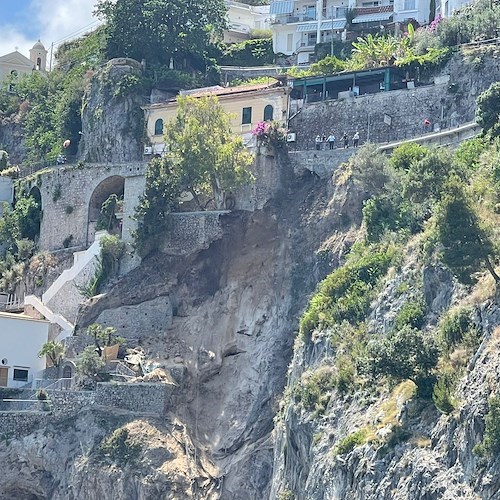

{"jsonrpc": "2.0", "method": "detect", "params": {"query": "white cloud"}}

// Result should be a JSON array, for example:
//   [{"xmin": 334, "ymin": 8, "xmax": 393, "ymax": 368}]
[
  {"xmin": 0, "ymin": 0, "xmax": 99, "ymax": 64},
  {"xmin": 0, "ymin": 25, "xmax": 32, "ymax": 58}
]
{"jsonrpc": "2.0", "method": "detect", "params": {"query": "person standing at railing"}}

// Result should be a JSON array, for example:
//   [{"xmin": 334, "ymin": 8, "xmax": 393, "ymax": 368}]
[
  {"xmin": 327, "ymin": 133, "xmax": 336, "ymax": 150},
  {"xmin": 315, "ymin": 135, "xmax": 322, "ymax": 150}
]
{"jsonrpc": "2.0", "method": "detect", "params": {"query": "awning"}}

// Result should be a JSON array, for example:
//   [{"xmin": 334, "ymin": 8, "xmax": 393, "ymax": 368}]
[
  {"xmin": 297, "ymin": 23, "xmax": 318, "ymax": 32},
  {"xmin": 320, "ymin": 19, "xmax": 347, "ymax": 30},
  {"xmin": 270, "ymin": 1, "xmax": 294, "ymax": 15},
  {"xmin": 352, "ymin": 12, "xmax": 393, "ymax": 23}
]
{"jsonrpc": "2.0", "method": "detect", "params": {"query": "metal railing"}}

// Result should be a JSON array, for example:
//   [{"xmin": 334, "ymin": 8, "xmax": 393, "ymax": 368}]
[
  {"xmin": 34, "ymin": 377, "xmax": 74, "ymax": 391},
  {"xmin": 0, "ymin": 293, "xmax": 24, "ymax": 312}
]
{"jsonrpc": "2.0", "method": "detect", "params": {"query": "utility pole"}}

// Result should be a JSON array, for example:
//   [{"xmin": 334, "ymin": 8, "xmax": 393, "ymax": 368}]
[{"xmin": 49, "ymin": 42, "xmax": 54, "ymax": 71}]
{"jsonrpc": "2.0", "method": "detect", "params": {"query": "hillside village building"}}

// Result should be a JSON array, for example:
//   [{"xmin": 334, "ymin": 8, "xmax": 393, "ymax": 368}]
[
  {"xmin": 143, "ymin": 83, "xmax": 290, "ymax": 152},
  {"xmin": 225, "ymin": 0, "xmax": 271, "ymax": 43},
  {"xmin": 270, "ymin": 0, "xmax": 453, "ymax": 65},
  {"xmin": 0, "ymin": 40, "xmax": 48, "ymax": 83},
  {"xmin": 0, "ymin": 312, "xmax": 49, "ymax": 388}
]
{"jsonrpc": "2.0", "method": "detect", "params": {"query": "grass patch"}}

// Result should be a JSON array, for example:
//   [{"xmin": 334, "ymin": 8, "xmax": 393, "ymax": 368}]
[{"xmin": 335, "ymin": 429, "xmax": 368, "ymax": 455}]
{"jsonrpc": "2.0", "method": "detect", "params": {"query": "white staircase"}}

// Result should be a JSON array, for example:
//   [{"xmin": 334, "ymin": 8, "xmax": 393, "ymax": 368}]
[
  {"xmin": 24, "ymin": 295, "xmax": 74, "ymax": 339},
  {"xmin": 24, "ymin": 231, "xmax": 108, "ymax": 340}
]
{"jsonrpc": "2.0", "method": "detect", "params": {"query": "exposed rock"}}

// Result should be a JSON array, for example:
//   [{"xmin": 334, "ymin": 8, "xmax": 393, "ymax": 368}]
[{"xmin": 80, "ymin": 58, "xmax": 145, "ymax": 163}]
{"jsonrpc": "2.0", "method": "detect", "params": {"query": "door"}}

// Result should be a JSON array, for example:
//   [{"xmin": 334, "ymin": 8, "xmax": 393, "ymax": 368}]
[{"xmin": 0, "ymin": 367, "xmax": 8, "ymax": 387}]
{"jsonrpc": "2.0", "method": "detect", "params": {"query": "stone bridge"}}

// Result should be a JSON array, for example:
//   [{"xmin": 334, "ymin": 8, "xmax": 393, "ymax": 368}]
[{"xmin": 30, "ymin": 162, "xmax": 147, "ymax": 252}]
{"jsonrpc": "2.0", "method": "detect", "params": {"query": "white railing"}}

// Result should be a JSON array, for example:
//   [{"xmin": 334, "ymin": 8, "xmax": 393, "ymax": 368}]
[
  {"xmin": 23, "ymin": 295, "xmax": 74, "ymax": 338},
  {"xmin": 34, "ymin": 377, "xmax": 73, "ymax": 391}
]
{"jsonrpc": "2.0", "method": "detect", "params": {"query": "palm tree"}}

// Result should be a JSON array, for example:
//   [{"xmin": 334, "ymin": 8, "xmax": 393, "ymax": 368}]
[{"xmin": 38, "ymin": 341, "xmax": 65, "ymax": 368}]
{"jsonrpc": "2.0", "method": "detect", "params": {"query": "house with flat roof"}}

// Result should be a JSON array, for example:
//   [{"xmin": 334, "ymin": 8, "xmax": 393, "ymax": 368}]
[
  {"xmin": 225, "ymin": 0, "xmax": 271, "ymax": 43},
  {"xmin": 0, "ymin": 312, "xmax": 49, "ymax": 388},
  {"xmin": 142, "ymin": 82, "xmax": 291, "ymax": 152}
]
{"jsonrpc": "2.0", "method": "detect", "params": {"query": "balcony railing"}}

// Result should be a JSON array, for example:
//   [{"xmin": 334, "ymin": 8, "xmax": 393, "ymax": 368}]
[{"xmin": 273, "ymin": 7, "xmax": 347, "ymax": 24}]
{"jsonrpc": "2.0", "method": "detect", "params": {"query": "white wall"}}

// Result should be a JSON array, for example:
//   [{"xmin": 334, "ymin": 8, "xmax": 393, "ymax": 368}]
[
  {"xmin": 393, "ymin": 0, "xmax": 428, "ymax": 24},
  {"xmin": 0, "ymin": 313, "xmax": 49, "ymax": 388}
]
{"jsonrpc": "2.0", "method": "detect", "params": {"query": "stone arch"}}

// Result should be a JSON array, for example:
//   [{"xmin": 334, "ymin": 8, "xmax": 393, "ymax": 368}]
[
  {"xmin": 87, "ymin": 175, "xmax": 125, "ymax": 244},
  {"xmin": 264, "ymin": 104, "xmax": 274, "ymax": 121},
  {"xmin": 154, "ymin": 118, "xmax": 164, "ymax": 136},
  {"xmin": 62, "ymin": 365, "xmax": 73, "ymax": 379}
]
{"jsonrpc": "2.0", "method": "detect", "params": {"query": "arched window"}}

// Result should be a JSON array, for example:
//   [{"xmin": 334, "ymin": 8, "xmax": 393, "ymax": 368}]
[
  {"xmin": 263, "ymin": 104, "xmax": 274, "ymax": 121},
  {"xmin": 154, "ymin": 118, "xmax": 164, "ymax": 136},
  {"xmin": 36, "ymin": 57, "xmax": 42, "ymax": 70},
  {"xmin": 10, "ymin": 70, "xmax": 17, "ymax": 77},
  {"xmin": 62, "ymin": 365, "xmax": 73, "ymax": 379}
]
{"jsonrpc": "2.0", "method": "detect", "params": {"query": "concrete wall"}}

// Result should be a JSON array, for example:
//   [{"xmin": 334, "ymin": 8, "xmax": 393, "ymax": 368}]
[
  {"xmin": 0, "ymin": 312, "xmax": 49, "ymax": 388},
  {"xmin": 36, "ymin": 163, "xmax": 146, "ymax": 252}
]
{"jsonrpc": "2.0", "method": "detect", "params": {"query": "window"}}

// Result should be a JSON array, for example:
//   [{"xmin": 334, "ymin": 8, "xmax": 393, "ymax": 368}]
[
  {"xmin": 36, "ymin": 57, "xmax": 42, "ymax": 70},
  {"xmin": 13, "ymin": 368, "xmax": 28, "ymax": 382},
  {"xmin": 404, "ymin": 0, "xmax": 415, "ymax": 9},
  {"xmin": 154, "ymin": 118, "xmax": 164, "ymax": 136},
  {"xmin": 10, "ymin": 70, "xmax": 17, "ymax": 77},
  {"xmin": 287, "ymin": 33, "xmax": 293, "ymax": 52},
  {"xmin": 263, "ymin": 105, "xmax": 274, "ymax": 121},
  {"xmin": 242, "ymin": 107, "xmax": 252, "ymax": 125}
]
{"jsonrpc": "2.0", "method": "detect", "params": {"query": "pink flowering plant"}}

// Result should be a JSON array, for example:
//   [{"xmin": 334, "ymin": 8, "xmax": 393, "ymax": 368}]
[{"xmin": 252, "ymin": 121, "xmax": 287, "ymax": 148}]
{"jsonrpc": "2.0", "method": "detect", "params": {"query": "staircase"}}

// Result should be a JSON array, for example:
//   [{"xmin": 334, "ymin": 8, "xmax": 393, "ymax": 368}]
[{"xmin": 24, "ymin": 231, "xmax": 108, "ymax": 340}]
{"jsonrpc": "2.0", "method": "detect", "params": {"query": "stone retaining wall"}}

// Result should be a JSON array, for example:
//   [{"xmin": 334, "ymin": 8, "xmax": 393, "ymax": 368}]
[
  {"xmin": 0, "ymin": 412, "xmax": 47, "ymax": 440},
  {"xmin": 95, "ymin": 382, "xmax": 171, "ymax": 416}
]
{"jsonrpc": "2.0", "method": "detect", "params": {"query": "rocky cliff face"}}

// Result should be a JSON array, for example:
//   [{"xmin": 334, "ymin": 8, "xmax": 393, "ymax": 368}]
[
  {"xmin": 80, "ymin": 58, "xmax": 145, "ymax": 163},
  {"xmin": 0, "ymin": 153, "xmax": 366, "ymax": 499},
  {"xmin": 270, "ymin": 246, "xmax": 500, "ymax": 499}
]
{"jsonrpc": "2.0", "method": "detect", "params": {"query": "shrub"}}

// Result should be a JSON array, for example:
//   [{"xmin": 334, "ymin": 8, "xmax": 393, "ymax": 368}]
[
  {"xmin": 476, "ymin": 82, "xmax": 500, "ymax": 138},
  {"xmin": 219, "ymin": 38, "xmax": 274, "ymax": 66},
  {"xmin": 76, "ymin": 345, "xmax": 105, "ymax": 379},
  {"xmin": 390, "ymin": 143, "xmax": 429, "ymax": 171},
  {"xmin": 439, "ymin": 307, "xmax": 474, "ymax": 350},
  {"xmin": 394, "ymin": 296, "xmax": 426, "ymax": 330},
  {"xmin": 366, "ymin": 325, "xmax": 440, "ymax": 397},
  {"xmin": 335, "ymin": 429, "xmax": 367, "ymax": 455},
  {"xmin": 97, "ymin": 428, "xmax": 141, "ymax": 464},
  {"xmin": 453, "ymin": 137, "xmax": 488, "ymax": 173},
  {"xmin": 100, "ymin": 234, "xmax": 126, "ymax": 276},
  {"xmin": 0, "ymin": 150, "xmax": 8, "ymax": 171},
  {"xmin": 475, "ymin": 396, "xmax": 500, "ymax": 457},
  {"xmin": 432, "ymin": 370, "xmax": 457, "ymax": 414},
  {"xmin": 294, "ymin": 366, "xmax": 336, "ymax": 413},
  {"xmin": 299, "ymin": 244, "xmax": 396, "ymax": 339}
]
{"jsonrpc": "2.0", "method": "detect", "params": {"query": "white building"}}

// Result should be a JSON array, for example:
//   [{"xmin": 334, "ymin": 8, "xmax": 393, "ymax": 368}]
[
  {"xmin": 225, "ymin": 0, "xmax": 271, "ymax": 43},
  {"xmin": 0, "ymin": 40, "xmax": 48, "ymax": 84},
  {"xmin": 270, "ymin": 0, "xmax": 432, "ymax": 65},
  {"xmin": 0, "ymin": 312, "xmax": 49, "ymax": 388},
  {"xmin": 439, "ymin": 0, "xmax": 472, "ymax": 17}
]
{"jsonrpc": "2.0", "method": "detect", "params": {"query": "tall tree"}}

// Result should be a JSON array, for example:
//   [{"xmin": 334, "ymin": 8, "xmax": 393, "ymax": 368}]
[
  {"xmin": 436, "ymin": 181, "xmax": 499, "ymax": 284},
  {"xmin": 164, "ymin": 95, "xmax": 253, "ymax": 209},
  {"xmin": 95, "ymin": 0, "xmax": 227, "ymax": 66}
]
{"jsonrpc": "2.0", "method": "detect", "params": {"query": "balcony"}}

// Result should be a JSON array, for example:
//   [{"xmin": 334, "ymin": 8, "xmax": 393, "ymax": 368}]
[
  {"xmin": 273, "ymin": 8, "xmax": 348, "ymax": 25},
  {"xmin": 228, "ymin": 21, "xmax": 251, "ymax": 34}
]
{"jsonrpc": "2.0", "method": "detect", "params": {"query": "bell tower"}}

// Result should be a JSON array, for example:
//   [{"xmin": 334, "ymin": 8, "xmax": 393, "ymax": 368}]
[{"xmin": 29, "ymin": 40, "xmax": 48, "ymax": 72}]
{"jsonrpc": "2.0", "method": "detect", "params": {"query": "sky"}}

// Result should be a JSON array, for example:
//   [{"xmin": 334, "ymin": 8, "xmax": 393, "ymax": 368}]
[{"xmin": 0, "ymin": 0, "xmax": 99, "ymax": 64}]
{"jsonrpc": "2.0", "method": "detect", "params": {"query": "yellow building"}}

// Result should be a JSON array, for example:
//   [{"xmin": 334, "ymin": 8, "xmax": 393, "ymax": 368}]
[{"xmin": 142, "ymin": 83, "xmax": 290, "ymax": 154}]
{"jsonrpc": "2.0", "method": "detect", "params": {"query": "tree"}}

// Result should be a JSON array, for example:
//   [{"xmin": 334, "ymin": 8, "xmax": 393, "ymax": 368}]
[
  {"xmin": 134, "ymin": 156, "xmax": 181, "ymax": 251},
  {"xmin": 87, "ymin": 323, "xmax": 124, "ymax": 350},
  {"xmin": 366, "ymin": 325, "xmax": 440, "ymax": 397},
  {"xmin": 38, "ymin": 341, "xmax": 65, "ymax": 368},
  {"xmin": 436, "ymin": 181, "xmax": 499, "ymax": 284},
  {"xmin": 476, "ymin": 82, "xmax": 500, "ymax": 138},
  {"xmin": 76, "ymin": 345, "xmax": 106, "ymax": 380},
  {"xmin": 95, "ymin": 0, "xmax": 227, "ymax": 67},
  {"xmin": 164, "ymin": 95, "xmax": 254, "ymax": 209},
  {"xmin": 0, "ymin": 150, "xmax": 8, "ymax": 171}
]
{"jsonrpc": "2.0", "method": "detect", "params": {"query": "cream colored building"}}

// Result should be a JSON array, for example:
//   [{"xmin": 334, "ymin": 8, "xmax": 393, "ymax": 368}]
[
  {"xmin": 143, "ymin": 83, "xmax": 290, "ymax": 152},
  {"xmin": 0, "ymin": 312, "xmax": 49, "ymax": 388},
  {"xmin": 0, "ymin": 40, "xmax": 48, "ymax": 84}
]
